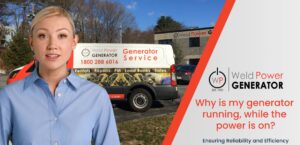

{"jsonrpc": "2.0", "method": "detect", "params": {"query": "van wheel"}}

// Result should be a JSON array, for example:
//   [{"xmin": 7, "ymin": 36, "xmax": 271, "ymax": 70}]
[{"xmin": 128, "ymin": 89, "xmax": 152, "ymax": 112}]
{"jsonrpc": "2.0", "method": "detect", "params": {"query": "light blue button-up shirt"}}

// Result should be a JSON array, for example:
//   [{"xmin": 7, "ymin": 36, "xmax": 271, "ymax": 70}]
[{"xmin": 0, "ymin": 68, "xmax": 120, "ymax": 145}]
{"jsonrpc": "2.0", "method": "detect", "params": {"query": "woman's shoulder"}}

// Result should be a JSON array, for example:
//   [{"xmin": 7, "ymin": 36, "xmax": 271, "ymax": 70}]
[
  {"xmin": 72, "ymin": 74, "xmax": 107, "ymax": 93},
  {"xmin": 1, "ymin": 77, "xmax": 27, "ymax": 93},
  {"xmin": 0, "ymin": 77, "xmax": 27, "ymax": 101},
  {"xmin": 72, "ymin": 75, "xmax": 111, "ymax": 105}
]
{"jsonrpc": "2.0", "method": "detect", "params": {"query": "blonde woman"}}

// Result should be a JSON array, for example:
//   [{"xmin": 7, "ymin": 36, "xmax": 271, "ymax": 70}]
[{"xmin": 0, "ymin": 6, "xmax": 120, "ymax": 145}]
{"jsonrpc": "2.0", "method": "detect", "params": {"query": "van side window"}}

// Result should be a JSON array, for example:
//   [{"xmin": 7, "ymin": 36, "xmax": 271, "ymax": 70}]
[
  {"xmin": 27, "ymin": 63, "xmax": 36, "ymax": 73},
  {"xmin": 8, "ymin": 70, "xmax": 20, "ymax": 79}
]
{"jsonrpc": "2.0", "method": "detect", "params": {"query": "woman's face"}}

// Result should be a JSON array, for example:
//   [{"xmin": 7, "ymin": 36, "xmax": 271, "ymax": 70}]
[{"xmin": 29, "ymin": 16, "xmax": 78, "ymax": 73}]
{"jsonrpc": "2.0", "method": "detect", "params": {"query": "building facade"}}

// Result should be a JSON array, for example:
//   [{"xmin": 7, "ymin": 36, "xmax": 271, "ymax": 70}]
[{"xmin": 154, "ymin": 27, "xmax": 213, "ymax": 65}]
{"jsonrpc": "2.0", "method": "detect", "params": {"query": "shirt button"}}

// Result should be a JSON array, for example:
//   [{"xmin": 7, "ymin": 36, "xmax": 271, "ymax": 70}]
[
  {"xmin": 63, "ymin": 80, "xmax": 67, "ymax": 83},
  {"xmin": 54, "ymin": 117, "xmax": 58, "ymax": 121},
  {"xmin": 57, "ymin": 93, "xmax": 62, "ymax": 97},
  {"xmin": 54, "ymin": 141, "xmax": 58, "ymax": 145}
]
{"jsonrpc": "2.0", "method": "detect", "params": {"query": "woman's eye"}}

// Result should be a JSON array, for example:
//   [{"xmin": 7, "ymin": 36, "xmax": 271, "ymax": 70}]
[
  {"xmin": 38, "ymin": 34, "xmax": 46, "ymax": 39},
  {"xmin": 58, "ymin": 34, "xmax": 67, "ymax": 39}
]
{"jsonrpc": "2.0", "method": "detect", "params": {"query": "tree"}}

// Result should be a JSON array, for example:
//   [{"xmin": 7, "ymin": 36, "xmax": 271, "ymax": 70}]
[
  {"xmin": 122, "ymin": 27, "xmax": 154, "ymax": 43},
  {"xmin": 70, "ymin": 0, "xmax": 136, "ymax": 43},
  {"xmin": 0, "ymin": 1, "xmax": 13, "ymax": 26},
  {"xmin": 1, "ymin": 32, "xmax": 33, "ymax": 71},
  {"xmin": 171, "ymin": 41, "xmax": 183, "ymax": 64},
  {"xmin": 139, "ymin": 28, "xmax": 155, "ymax": 43},
  {"xmin": 1, "ymin": 0, "xmax": 137, "ymax": 43},
  {"xmin": 0, "ymin": 56, "xmax": 5, "ymax": 71},
  {"xmin": 0, "ymin": 0, "xmax": 42, "ymax": 35},
  {"xmin": 0, "ymin": 23, "xmax": 8, "ymax": 46},
  {"xmin": 154, "ymin": 16, "xmax": 185, "ymax": 33},
  {"xmin": 41, "ymin": 0, "xmax": 75, "ymax": 11},
  {"xmin": 96, "ymin": 0, "xmax": 136, "ymax": 43}
]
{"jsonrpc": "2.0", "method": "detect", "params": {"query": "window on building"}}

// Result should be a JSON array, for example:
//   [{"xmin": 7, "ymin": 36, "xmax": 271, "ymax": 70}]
[
  {"xmin": 189, "ymin": 37, "xmax": 200, "ymax": 47},
  {"xmin": 158, "ymin": 39, "xmax": 172, "ymax": 44}
]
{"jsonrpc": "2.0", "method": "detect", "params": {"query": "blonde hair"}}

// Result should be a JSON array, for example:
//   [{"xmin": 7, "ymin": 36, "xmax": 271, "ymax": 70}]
[{"xmin": 30, "ymin": 6, "xmax": 75, "ymax": 35}]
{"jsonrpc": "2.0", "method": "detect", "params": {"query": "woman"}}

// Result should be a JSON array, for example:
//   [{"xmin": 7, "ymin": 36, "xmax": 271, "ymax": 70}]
[{"xmin": 0, "ymin": 6, "xmax": 120, "ymax": 145}]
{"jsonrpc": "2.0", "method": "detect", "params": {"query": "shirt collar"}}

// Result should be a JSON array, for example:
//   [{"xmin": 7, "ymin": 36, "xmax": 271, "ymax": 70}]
[
  {"xmin": 66, "ymin": 70, "xmax": 80, "ymax": 90},
  {"xmin": 24, "ymin": 68, "xmax": 40, "ymax": 90},
  {"xmin": 24, "ymin": 68, "xmax": 80, "ymax": 90}
]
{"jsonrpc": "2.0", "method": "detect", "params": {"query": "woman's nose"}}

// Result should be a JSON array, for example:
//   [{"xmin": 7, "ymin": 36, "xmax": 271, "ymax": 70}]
[{"xmin": 47, "ymin": 36, "xmax": 58, "ymax": 50}]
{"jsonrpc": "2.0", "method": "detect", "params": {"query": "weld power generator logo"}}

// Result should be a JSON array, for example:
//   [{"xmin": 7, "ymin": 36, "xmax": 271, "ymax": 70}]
[
  {"xmin": 209, "ymin": 68, "xmax": 226, "ymax": 91},
  {"xmin": 208, "ymin": 67, "xmax": 284, "ymax": 91}
]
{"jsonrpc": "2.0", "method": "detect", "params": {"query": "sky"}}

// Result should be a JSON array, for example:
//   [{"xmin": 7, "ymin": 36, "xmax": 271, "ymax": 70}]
[{"xmin": 118, "ymin": 0, "xmax": 225, "ymax": 31}]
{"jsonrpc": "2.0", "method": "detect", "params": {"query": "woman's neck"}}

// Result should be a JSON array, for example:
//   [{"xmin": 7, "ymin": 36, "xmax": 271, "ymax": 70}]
[{"xmin": 38, "ymin": 66, "xmax": 69, "ymax": 96}]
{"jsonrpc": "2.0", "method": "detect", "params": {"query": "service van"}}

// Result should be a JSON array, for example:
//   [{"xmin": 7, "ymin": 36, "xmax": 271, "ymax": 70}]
[{"xmin": 7, "ymin": 43, "xmax": 179, "ymax": 112}]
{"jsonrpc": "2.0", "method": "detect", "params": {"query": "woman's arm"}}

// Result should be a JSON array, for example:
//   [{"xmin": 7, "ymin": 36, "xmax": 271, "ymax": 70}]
[
  {"xmin": 92, "ymin": 90, "xmax": 120, "ymax": 145},
  {"xmin": 0, "ymin": 89, "xmax": 12, "ymax": 145}
]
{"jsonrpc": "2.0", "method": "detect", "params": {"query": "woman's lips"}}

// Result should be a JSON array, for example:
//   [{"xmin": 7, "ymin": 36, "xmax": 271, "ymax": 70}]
[{"xmin": 46, "ymin": 54, "xmax": 60, "ymax": 61}]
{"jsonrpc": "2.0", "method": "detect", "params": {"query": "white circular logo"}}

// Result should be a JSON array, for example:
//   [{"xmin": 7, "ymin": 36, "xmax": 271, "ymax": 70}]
[{"xmin": 81, "ymin": 48, "xmax": 90, "ymax": 57}]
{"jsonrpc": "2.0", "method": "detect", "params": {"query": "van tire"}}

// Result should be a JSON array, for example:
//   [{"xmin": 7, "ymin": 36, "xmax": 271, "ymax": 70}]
[{"xmin": 128, "ymin": 89, "xmax": 152, "ymax": 112}]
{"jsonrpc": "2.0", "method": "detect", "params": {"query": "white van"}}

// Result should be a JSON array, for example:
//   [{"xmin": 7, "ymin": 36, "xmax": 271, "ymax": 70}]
[{"xmin": 7, "ymin": 43, "xmax": 179, "ymax": 112}]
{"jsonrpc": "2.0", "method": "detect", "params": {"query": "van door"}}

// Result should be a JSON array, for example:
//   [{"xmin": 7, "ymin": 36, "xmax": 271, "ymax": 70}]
[{"xmin": 105, "ymin": 86, "xmax": 125, "ymax": 100}]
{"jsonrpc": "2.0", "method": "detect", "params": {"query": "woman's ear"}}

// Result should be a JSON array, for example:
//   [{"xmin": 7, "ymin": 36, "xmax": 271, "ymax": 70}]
[
  {"xmin": 72, "ymin": 34, "xmax": 79, "ymax": 50},
  {"xmin": 29, "ymin": 35, "xmax": 33, "ymax": 50},
  {"xmin": 29, "ymin": 35, "xmax": 36, "ymax": 59},
  {"xmin": 29, "ymin": 35, "xmax": 35, "ymax": 57}
]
